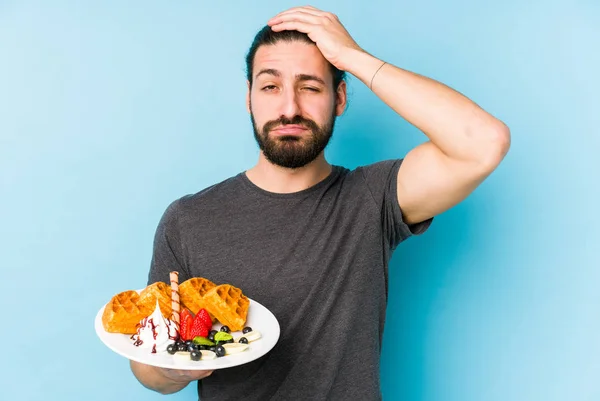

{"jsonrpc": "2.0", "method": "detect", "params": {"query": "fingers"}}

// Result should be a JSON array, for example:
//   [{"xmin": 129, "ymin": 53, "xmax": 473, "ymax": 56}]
[
  {"xmin": 274, "ymin": 6, "xmax": 327, "ymax": 18},
  {"xmin": 268, "ymin": 7, "xmax": 340, "ymax": 35},
  {"xmin": 270, "ymin": 20, "xmax": 316, "ymax": 34},
  {"xmin": 269, "ymin": 6, "xmax": 337, "ymax": 26},
  {"xmin": 269, "ymin": 10, "xmax": 321, "ymax": 26}
]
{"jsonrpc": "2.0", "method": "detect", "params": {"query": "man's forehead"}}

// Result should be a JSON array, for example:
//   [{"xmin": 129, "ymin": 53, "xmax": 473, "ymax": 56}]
[{"xmin": 253, "ymin": 41, "xmax": 331, "ymax": 82}]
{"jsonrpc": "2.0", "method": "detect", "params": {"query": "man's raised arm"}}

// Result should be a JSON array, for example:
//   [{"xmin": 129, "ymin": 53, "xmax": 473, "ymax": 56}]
[
  {"xmin": 348, "ymin": 50, "xmax": 511, "ymax": 224},
  {"xmin": 268, "ymin": 6, "xmax": 511, "ymax": 224}
]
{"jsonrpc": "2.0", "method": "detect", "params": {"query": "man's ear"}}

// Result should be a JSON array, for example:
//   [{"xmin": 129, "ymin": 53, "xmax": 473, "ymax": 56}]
[
  {"xmin": 246, "ymin": 80, "xmax": 251, "ymax": 114},
  {"xmin": 335, "ymin": 80, "xmax": 347, "ymax": 116}
]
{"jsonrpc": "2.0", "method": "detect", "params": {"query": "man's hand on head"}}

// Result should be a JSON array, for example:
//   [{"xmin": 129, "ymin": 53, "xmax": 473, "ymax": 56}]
[{"xmin": 267, "ymin": 6, "xmax": 364, "ymax": 71}]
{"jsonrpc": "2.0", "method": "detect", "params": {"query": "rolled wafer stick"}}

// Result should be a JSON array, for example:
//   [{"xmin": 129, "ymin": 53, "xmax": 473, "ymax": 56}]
[{"xmin": 169, "ymin": 271, "xmax": 180, "ymax": 329}]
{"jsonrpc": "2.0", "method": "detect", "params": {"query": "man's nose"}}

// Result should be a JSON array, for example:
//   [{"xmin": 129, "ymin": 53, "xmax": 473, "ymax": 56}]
[{"xmin": 280, "ymin": 89, "xmax": 301, "ymax": 118}]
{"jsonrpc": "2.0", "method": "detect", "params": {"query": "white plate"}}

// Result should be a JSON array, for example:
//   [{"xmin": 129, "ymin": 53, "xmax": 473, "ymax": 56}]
[{"xmin": 94, "ymin": 293, "xmax": 280, "ymax": 370}]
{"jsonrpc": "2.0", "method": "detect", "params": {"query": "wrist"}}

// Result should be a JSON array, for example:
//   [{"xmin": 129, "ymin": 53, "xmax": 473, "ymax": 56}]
[{"xmin": 340, "ymin": 48, "xmax": 384, "ymax": 86}]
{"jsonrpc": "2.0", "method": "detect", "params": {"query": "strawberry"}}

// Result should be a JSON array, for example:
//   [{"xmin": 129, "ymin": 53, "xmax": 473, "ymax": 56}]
[
  {"xmin": 180, "ymin": 308, "xmax": 194, "ymax": 341},
  {"xmin": 189, "ymin": 313, "xmax": 210, "ymax": 338},
  {"xmin": 196, "ymin": 308, "xmax": 213, "ymax": 329}
]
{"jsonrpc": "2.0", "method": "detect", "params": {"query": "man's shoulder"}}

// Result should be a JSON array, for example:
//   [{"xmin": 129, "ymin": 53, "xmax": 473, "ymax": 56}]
[
  {"xmin": 352, "ymin": 158, "xmax": 403, "ymax": 173},
  {"xmin": 339, "ymin": 158, "xmax": 404, "ymax": 184},
  {"xmin": 163, "ymin": 172, "xmax": 245, "ymax": 216}
]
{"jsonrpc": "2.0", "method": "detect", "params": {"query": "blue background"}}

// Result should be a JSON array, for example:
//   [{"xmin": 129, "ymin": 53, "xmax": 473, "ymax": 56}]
[{"xmin": 1, "ymin": 0, "xmax": 598, "ymax": 400}]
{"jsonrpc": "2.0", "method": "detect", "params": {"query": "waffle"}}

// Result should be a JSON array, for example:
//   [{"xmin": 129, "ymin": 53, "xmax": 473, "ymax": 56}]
[
  {"xmin": 102, "ymin": 282, "xmax": 173, "ymax": 334},
  {"xmin": 179, "ymin": 277, "xmax": 217, "ymax": 317},
  {"xmin": 137, "ymin": 281, "xmax": 173, "ymax": 318},
  {"xmin": 202, "ymin": 284, "xmax": 249, "ymax": 332},
  {"xmin": 102, "ymin": 290, "xmax": 146, "ymax": 334}
]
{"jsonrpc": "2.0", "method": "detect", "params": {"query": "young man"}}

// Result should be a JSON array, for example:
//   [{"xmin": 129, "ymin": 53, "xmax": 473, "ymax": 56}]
[{"xmin": 130, "ymin": 6, "xmax": 510, "ymax": 400}]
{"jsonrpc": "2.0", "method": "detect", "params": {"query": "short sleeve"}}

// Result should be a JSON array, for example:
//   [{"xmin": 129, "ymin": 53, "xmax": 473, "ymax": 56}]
[
  {"xmin": 358, "ymin": 158, "xmax": 433, "ymax": 249},
  {"xmin": 146, "ymin": 199, "xmax": 191, "ymax": 286}
]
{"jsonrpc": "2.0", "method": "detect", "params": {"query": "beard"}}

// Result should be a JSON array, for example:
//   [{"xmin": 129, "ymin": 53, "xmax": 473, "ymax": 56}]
[{"xmin": 251, "ymin": 109, "xmax": 336, "ymax": 169}]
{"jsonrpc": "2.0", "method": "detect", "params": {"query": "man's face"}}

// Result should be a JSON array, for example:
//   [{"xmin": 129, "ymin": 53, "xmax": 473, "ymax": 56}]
[{"xmin": 247, "ymin": 41, "xmax": 346, "ymax": 169}]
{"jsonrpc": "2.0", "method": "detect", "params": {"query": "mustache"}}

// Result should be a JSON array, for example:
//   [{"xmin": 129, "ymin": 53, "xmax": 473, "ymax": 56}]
[{"xmin": 262, "ymin": 115, "xmax": 320, "ymax": 134}]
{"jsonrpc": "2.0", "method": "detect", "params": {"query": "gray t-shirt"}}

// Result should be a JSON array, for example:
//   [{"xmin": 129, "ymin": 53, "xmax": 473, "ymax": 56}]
[{"xmin": 147, "ymin": 159, "xmax": 431, "ymax": 400}]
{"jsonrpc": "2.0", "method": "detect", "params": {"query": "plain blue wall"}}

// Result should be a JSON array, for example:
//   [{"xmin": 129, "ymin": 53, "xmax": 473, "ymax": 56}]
[{"xmin": 1, "ymin": 1, "xmax": 598, "ymax": 400}]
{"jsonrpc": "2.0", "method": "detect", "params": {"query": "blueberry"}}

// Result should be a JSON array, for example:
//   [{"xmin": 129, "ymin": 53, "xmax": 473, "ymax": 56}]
[
  {"xmin": 190, "ymin": 350, "xmax": 201, "ymax": 361},
  {"xmin": 239, "ymin": 337, "xmax": 248, "ymax": 344},
  {"xmin": 187, "ymin": 343, "xmax": 198, "ymax": 352},
  {"xmin": 220, "ymin": 326, "xmax": 230, "ymax": 333},
  {"xmin": 208, "ymin": 333, "xmax": 215, "ymax": 342},
  {"xmin": 215, "ymin": 345, "xmax": 226, "ymax": 357},
  {"xmin": 209, "ymin": 346, "xmax": 216, "ymax": 352},
  {"xmin": 177, "ymin": 343, "xmax": 188, "ymax": 352},
  {"xmin": 209, "ymin": 330, "xmax": 218, "ymax": 336},
  {"xmin": 167, "ymin": 343, "xmax": 177, "ymax": 354},
  {"xmin": 242, "ymin": 327, "xmax": 252, "ymax": 334}
]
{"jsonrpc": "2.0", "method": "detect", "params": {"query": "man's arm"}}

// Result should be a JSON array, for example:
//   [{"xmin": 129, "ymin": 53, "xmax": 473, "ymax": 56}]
[
  {"xmin": 130, "ymin": 360, "xmax": 213, "ymax": 395},
  {"xmin": 346, "ymin": 50, "xmax": 511, "ymax": 224},
  {"xmin": 268, "ymin": 6, "xmax": 511, "ymax": 224}
]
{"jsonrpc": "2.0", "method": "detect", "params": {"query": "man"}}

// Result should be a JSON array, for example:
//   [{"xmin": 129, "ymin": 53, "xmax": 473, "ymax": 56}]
[{"xmin": 130, "ymin": 6, "xmax": 510, "ymax": 400}]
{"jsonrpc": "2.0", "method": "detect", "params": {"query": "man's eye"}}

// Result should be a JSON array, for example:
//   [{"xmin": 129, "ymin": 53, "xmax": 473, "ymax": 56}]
[
  {"xmin": 262, "ymin": 85, "xmax": 277, "ymax": 91},
  {"xmin": 303, "ymin": 87, "xmax": 319, "ymax": 92}
]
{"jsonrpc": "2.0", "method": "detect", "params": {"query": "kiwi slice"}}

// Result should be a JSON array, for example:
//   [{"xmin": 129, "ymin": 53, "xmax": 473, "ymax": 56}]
[{"xmin": 192, "ymin": 336, "xmax": 215, "ymax": 346}]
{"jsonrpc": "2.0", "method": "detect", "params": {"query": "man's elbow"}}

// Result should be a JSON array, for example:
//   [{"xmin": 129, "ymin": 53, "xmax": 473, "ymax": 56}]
[{"xmin": 476, "ymin": 119, "xmax": 511, "ymax": 173}]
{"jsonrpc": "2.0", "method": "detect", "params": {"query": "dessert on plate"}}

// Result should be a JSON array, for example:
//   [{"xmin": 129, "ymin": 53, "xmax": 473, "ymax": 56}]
[
  {"xmin": 179, "ymin": 277, "xmax": 218, "ymax": 321},
  {"xmin": 100, "ymin": 272, "xmax": 258, "ymax": 360},
  {"xmin": 102, "ymin": 281, "xmax": 172, "ymax": 334}
]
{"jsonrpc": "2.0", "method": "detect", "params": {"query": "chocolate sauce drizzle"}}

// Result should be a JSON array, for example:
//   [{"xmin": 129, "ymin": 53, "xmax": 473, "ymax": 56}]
[{"xmin": 131, "ymin": 313, "xmax": 177, "ymax": 352}]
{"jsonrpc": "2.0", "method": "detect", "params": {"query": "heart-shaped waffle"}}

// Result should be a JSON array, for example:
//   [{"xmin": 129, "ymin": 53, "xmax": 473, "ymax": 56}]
[
  {"xmin": 203, "ymin": 284, "xmax": 249, "ymax": 332},
  {"xmin": 102, "ymin": 290, "xmax": 146, "ymax": 334},
  {"xmin": 137, "ymin": 281, "xmax": 173, "ymax": 318},
  {"xmin": 102, "ymin": 282, "xmax": 173, "ymax": 334},
  {"xmin": 179, "ymin": 277, "xmax": 217, "ymax": 316}
]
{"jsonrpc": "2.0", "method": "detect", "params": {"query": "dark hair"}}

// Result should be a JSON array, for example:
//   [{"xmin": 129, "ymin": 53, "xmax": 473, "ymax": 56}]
[{"xmin": 245, "ymin": 25, "xmax": 346, "ymax": 90}]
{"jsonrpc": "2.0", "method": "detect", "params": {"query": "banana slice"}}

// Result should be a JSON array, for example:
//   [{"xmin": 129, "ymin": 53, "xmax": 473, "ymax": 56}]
[
  {"xmin": 222, "ymin": 343, "xmax": 249, "ymax": 355},
  {"xmin": 173, "ymin": 351, "xmax": 191, "ymax": 360},
  {"xmin": 237, "ymin": 330, "xmax": 261, "ymax": 342},
  {"xmin": 200, "ymin": 350, "xmax": 217, "ymax": 360}
]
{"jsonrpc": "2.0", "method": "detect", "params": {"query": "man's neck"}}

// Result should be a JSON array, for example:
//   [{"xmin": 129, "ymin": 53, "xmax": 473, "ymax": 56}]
[{"xmin": 245, "ymin": 154, "xmax": 332, "ymax": 194}]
